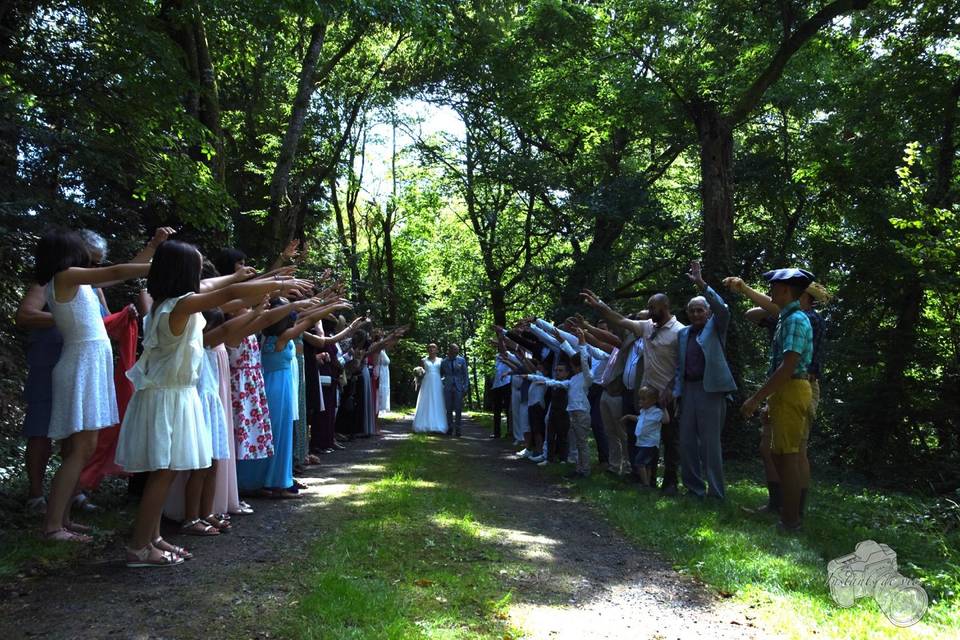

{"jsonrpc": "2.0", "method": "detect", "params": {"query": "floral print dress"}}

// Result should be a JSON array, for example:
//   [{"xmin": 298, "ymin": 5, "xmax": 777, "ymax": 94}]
[{"xmin": 227, "ymin": 335, "xmax": 274, "ymax": 460}]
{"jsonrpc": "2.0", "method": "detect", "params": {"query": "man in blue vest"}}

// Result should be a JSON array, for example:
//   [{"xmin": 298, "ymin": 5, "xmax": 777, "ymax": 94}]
[{"xmin": 672, "ymin": 260, "xmax": 737, "ymax": 499}]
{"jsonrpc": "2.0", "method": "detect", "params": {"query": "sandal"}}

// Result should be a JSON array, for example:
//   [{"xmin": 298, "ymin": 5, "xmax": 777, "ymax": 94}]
[
  {"xmin": 64, "ymin": 520, "xmax": 93, "ymax": 533},
  {"xmin": 203, "ymin": 514, "xmax": 232, "ymax": 533},
  {"xmin": 179, "ymin": 518, "xmax": 220, "ymax": 536},
  {"xmin": 292, "ymin": 480, "xmax": 308, "ymax": 491},
  {"xmin": 126, "ymin": 544, "xmax": 183, "ymax": 568},
  {"xmin": 230, "ymin": 501, "xmax": 254, "ymax": 515},
  {"xmin": 43, "ymin": 528, "xmax": 92, "ymax": 543},
  {"xmin": 305, "ymin": 454, "xmax": 322, "ymax": 465},
  {"xmin": 153, "ymin": 537, "xmax": 193, "ymax": 560}
]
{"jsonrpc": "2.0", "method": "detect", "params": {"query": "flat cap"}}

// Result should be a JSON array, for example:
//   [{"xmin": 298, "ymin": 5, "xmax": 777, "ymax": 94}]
[{"xmin": 762, "ymin": 268, "xmax": 815, "ymax": 286}]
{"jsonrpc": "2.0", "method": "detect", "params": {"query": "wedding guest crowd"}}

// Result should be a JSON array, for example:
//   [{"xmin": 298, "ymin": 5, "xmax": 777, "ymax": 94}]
[
  {"xmin": 16, "ymin": 228, "xmax": 402, "ymax": 566},
  {"xmin": 492, "ymin": 260, "xmax": 828, "ymax": 533}
]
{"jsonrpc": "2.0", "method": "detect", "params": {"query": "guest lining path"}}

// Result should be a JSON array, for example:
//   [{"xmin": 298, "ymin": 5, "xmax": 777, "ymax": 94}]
[{"xmin": 0, "ymin": 417, "xmax": 771, "ymax": 639}]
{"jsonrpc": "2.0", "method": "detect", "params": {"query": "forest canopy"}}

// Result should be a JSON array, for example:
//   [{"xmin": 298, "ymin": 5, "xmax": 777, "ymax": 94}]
[{"xmin": 2, "ymin": 0, "xmax": 959, "ymax": 491}]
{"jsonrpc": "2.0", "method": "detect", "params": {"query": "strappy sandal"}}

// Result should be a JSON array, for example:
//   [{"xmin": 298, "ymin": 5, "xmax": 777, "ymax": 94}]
[
  {"xmin": 64, "ymin": 520, "xmax": 93, "ymax": 533},
  {"xmin": 43, "ymin": 528, "xmax": 92, "ymax": 543},
  {"xmin": 203, "ymin": 514, "xmax": 231, "ymax": 533},
  {"xmin": 126, "ymin": 544, "xmax": 183, "ymax": 568},
  {"xmin": 292, "ymin": 480, "xmax": 308, "ymax": 490},
  {"xmin": 305, "ymin": 454, "xmax": 322, "ymax": 465},
  {"xmin": 230, "ymin": 501, "xmax": 254, "ymax": 515},
  {"xmin": 153, "ymin": 537, "xmax": 193, "ymax": 560},
  {"xmin": 179, "ymin": 518, "xmax": 220, "ymax": 536}
]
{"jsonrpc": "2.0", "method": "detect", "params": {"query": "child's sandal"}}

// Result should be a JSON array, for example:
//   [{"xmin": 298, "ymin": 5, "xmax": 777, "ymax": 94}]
[
  {"xmin": 126, "ymin": 544, "xmax": 183, "ymax": 568},
  {"xmin": 153, "ymin": 537, "xmax": 193, "ymax": 560},
  {"xmin": 180, "ymin": 518, "xmax": 220, "ymax": 536},
  {"xmin": 203, "ymin": 514, "xmax": 231, "ymax": 533}
]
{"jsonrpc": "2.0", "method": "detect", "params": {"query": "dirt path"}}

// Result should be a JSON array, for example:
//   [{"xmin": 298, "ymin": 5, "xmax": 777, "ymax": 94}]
[
  {"xmin": 443, "ymin": 418, "xmax": 768, "ymax": 640},
  {"xmin": 0, "ymin": 417, "xmax": 769, "ymax": 639}
]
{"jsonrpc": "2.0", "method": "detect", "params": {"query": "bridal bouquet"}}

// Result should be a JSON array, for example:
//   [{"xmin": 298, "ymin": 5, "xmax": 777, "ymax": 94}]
[{"xmin": 413, "ymin": 366, "xmax": 425, "ymax": 377}]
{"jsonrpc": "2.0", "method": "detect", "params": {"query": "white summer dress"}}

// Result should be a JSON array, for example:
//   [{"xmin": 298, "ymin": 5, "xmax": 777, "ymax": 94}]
[
  {"xmin": 115, "ymin": 293, "xmax": 212, "ymax": 472},
  {"xmin": 45, "ymin": 281, "xmax": 119, "ymax": 440}
]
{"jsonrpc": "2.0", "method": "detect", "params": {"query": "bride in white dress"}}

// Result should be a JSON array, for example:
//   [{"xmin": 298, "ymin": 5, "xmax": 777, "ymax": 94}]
[{"xmin": 412, "ymin": 343, "xmax": 447, "ymax": 433}]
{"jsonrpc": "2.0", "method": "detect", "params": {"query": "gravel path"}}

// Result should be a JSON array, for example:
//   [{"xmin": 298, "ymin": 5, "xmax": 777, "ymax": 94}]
[{"xmin": 0, "ymin": 416, "xmax": 771, "ymax": 639}]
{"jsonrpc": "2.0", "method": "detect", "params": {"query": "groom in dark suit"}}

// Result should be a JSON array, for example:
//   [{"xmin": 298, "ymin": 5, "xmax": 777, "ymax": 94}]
[{"xmin": 441, "ymin": 343, "xmax": 469, "ymax": 437}]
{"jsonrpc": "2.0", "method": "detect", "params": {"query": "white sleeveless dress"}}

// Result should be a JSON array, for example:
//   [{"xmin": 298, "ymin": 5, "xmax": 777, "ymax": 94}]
[
  {"xmin": 115, "ymin": 293, "xmax": 212, "ymax": 472},
  {"xmin": 45, "ymin": 281, "xmax": 118, "ymax": 440},
  {"xmin": 412, "ymin": 357, "xmax": 446, "ymax": 433}
]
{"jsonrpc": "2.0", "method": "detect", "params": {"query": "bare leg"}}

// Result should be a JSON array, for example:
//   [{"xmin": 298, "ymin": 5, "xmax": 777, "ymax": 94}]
[
  {"xmin": 131, "ymin": 470, "xmax": 177, "ymax": 549},
  {"xmin": 183, "ymin": 469, "xmax": 206, "ymax": 522},
  {"xmin": 200, "ymin": 461, "xmax": 218, "ymax": 519},
  {"xmin": 773, "ymin": 452, "xmax": 801, "ymax": 528},
  {"xmin": 26, "ymin": 436, "xmax": 53, "ymax": 499},
  {"xmin": 44, "ymin": 431, "xmax": 98, "ymax": 534},
  {"xmin": 760, "ymin": 421, "xmax": 778, "ymax": 482}
]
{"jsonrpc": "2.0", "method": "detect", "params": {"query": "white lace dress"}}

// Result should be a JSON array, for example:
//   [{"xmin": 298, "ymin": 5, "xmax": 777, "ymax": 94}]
[
  {"xmin": 45, "ymin": 281, "xmax": 118, "ymax": 440},
  {"xmin": 377, "ymin": 350, "xmax": 391, "ymax": 414}
]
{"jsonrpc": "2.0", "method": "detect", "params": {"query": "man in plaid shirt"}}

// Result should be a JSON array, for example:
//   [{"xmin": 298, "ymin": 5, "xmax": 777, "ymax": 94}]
[{"xmin": 741, "ymin": 268, "xmax": 815, "ymax": 532}]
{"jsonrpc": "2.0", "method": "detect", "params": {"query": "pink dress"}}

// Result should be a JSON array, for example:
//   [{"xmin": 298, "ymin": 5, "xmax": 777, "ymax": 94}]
[
  {"xmin": 213, "ymin": 344, "xmax": 241, "ymax": 513},
  {"xmin": 228, "ymin": 336, "xmax": 274, "ymax": 460}
]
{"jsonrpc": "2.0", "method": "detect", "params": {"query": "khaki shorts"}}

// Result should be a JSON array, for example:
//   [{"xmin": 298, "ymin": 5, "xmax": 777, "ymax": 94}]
[{"xmin": 769, "ymin": 379, "xmax": 813, "ymax": 455}]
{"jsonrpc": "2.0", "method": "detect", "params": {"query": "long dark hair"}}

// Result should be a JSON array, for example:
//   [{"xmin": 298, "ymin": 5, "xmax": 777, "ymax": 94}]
[
  {"xmin": 262, "ymin": 298, "xmax": 294, "ymax": 337},
  {"xmin": 147, "ymin": 240, "xmax": 202, "ymax": 308},
  {"xmin": 35, "ymin": 229, "xmax": 91, "ymax": 284},
  {"xmin": 214, "ymin": 248, "xmax": 246, "ymax": 278}
]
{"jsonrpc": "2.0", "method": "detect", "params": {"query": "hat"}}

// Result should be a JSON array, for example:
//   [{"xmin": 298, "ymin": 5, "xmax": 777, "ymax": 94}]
[
  {"xmin": 762, "ymin": 268, "xmax": 815, "ymax": 287},
  {"xmin": 804, "ymin": 281, "xmax": 833, "ymax": 304}
]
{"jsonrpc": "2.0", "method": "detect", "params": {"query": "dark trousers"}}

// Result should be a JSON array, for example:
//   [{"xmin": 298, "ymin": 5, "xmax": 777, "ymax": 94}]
[
  {"xmin": 659, "ymin": 409, "xmax": 680, "ymax": 489},
  {"xmin": 528, "ymin": 404, "xmax": 546, "ymax": 447},
  {"xmin": 588, "ymin": 384, "xmax": 609, "ymax": 464},
  {"xmin": 547, "ymin": 412, "xmax": 569, "ymax": 461},
  {"xmin": 491, "ymin": 384, "xmax": 511, "ymax": 438}
]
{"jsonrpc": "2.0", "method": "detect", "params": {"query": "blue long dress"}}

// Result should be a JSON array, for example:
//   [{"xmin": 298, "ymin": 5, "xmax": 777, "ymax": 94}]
[{"xmin": 236, "ymin": 336, "xmax": 294, "ymax": 491}]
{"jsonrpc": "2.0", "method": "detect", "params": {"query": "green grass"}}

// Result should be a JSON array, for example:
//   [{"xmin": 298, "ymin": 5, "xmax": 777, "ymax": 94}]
[
  {"xmin": 550, "ymin": 460, "xmax": 960, "ymax": 639},
  {"xmin": 267, "ymin": 434, "xmax": 524, "ymax": 639},
  {"xmin": 0, "ymin": 476, "xmax": 132, "ymax": 578}
]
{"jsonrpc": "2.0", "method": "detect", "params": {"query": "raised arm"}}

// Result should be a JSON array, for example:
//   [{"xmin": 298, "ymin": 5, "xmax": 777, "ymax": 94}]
[
  {"xmin": 688, "ymin": 261, "xmax": 730, "ymax": 332},
  {"xmin": 580, "ymin": 289, "xmax": 645, "ymax": 337},
  {"xmin": 54, "ymin": 262, "xmax": 151, "ymax": 289},
  {"xmin": 723, "ymin": 276, "xmax": 780, "ymax": 319},
  {"xmin": 15, "ymin": 284, "xmax": 55, "ymax": 329},
  {"xmin": 274, "ymin": 301, "xmax": 354, "ymax": 351}
]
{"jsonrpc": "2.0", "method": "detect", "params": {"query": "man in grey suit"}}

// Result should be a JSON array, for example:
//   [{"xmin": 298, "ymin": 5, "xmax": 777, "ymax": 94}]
[{"xmin": 440, "ymin": 343, "xmax": 469, "ymax": 437}]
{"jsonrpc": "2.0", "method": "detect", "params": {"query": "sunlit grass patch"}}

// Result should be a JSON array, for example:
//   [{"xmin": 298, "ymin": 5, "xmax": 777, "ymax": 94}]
[
  {"xmin": 557, "ymin": 461, "xmax": 960, "ymax": 639},
  {"xmin": 272, "ymin": 437, "xmax": 524, "ymax": 639}
]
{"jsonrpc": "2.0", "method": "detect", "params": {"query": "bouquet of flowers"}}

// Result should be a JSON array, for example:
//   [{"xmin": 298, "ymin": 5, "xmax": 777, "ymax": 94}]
[{"xmin": 413, "ymin": 366, "xmax": 425, "ymax": 378}]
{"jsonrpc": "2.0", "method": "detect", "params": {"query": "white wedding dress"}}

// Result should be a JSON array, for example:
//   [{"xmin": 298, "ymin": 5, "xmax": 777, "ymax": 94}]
[{"xmin": 412, "ymin": 357, "xmax": 446, "ymax": 433}]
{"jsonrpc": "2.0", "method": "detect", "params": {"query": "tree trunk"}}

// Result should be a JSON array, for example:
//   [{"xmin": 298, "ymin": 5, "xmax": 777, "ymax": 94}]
[
  {"xmin": 192, "ymin": 14, "xmax": 224, "ymax": 183},
  {"xmin": 694, "ymin": 102, "xmax": 735, "ymax": 284},
  {"xmin": 269, "ymin": 21, "xmax": 328, "ymax": 251}
]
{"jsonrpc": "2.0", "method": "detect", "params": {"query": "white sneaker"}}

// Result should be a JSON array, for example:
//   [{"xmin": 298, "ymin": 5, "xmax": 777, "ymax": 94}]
[
  {"xmin": 537, "ymin": 459, "xmax": 549, "ymax": 467},
  {"xmin": 515, "ymin": 448, "xmax": 529, "ymax": 458},
  {"xmin": 529, "ymin": 454, "xmax": 546, "ymax": 463}
]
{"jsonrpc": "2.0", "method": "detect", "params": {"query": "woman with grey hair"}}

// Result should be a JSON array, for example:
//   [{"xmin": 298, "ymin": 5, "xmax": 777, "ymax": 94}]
[{"xmin": 78, "ymin": 229, "xmax": 111, "ymax": 316}]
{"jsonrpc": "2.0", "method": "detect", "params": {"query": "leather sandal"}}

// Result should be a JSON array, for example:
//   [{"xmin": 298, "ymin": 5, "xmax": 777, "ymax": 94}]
[
  {"xmin": 180, "ymin": 518, "xmax": 220, "ymax": 536},
  {"xmin": 203, "ymin": 514, "xmax": 231, "ymax": 533},
  {"xmin": 153, "ymin": 537, "xmax": 193, "ymax": 560},
  {"xmin": 43, "ymin": 528, "xmax": 92, "ymax": 543},
  {"xmin": 126, "ymin": 544, "xmax": 183, "ymax": 568}
]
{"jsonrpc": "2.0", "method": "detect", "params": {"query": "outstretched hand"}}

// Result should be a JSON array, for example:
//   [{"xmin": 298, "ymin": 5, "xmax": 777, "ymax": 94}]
[
  {"xmin": 687, "ymin": 260, "xmax": 706, "ymax": 288},
  {"xmin": 148, "ymin": 226, "xmax": 177, "ymax": 248},
  {"xmin": 580, "ymin": 289, "xmax": 607, "ymax": 309},
  {"xmin": 722, "ymin": 276, "xmax": 745, "ymax": 294}
]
